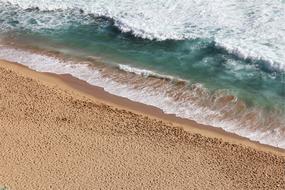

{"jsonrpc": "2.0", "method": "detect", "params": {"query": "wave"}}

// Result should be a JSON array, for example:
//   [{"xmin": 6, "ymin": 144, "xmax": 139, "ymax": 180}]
[
  {"xmin": 117, "ymin": 64, "xmax": 188, "ymax": 83},
  {"xmin": 0, "ymin": 0, "xmax": 285, "ymax": 71},
  {"xmin": 0, "ymin": 46, "xmax": 284, "ymax": 149},
  {"xmin": 215, "ymin": 42, "xmax": 285, "ymax": 72}
]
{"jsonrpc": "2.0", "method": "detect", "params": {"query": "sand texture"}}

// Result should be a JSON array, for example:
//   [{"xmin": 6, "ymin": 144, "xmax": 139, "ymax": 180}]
[{"xmin": 0, "ymin": 61, "xmax": 284, "ymax": 190}]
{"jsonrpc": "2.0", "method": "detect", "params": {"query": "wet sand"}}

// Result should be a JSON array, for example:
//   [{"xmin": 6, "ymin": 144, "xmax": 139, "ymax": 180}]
[{"xmin": 0, "ymin": 60, "xmax": 284, "ymax": 189}]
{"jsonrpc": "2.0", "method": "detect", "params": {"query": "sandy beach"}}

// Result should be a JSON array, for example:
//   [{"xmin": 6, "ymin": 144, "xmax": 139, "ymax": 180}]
[{"xmin": 0, "ymin": 60, "xmax": 284, "ymax": 189}]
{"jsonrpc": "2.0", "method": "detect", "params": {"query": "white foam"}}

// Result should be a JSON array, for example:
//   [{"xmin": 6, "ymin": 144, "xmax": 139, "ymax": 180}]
[
  {"xmin": 118, "ymin": 64, "xmax": 186, "ymax": 81},
  {"xmin": 0, "ymin": 46, "xmax": 284, "ymax": 149},
  {"xmin": 0, "ymin": 0, "xmax": 284, "ymax": 70}
]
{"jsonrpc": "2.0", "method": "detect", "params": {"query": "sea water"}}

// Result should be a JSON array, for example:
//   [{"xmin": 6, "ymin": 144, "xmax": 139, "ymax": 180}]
[{"xmin": 0, "ymin": 0, "xmax": 284, "ymax": 148}]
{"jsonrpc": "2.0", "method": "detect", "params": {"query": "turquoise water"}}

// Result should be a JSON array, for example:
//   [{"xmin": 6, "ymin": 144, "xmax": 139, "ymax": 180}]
[
  {"xmin": 0, "ymin": 0, "xmax": 284, "ymax": 148},
  {"xmin": 15, "ymin": 21, "xmax": 284, "ymax": 110}
]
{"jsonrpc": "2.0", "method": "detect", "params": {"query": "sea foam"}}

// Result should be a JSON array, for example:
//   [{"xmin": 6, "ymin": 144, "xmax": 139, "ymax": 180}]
[
  {"xmin": 0, "ymin": 46, "xmax": 284, "ymax": 149},
  {"xmin": 0, "ymin": 0, "xmax": 284, "ymax": 71}
]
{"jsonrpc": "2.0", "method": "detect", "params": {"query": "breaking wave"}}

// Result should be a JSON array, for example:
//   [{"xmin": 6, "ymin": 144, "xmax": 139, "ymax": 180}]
[
  {"xmin": 0, "ymin": 0, "xmax": 284, "ymax": 71},
  {"xmin": 0, "ymin": 46, "xmax": 284, "ymax": 148}
]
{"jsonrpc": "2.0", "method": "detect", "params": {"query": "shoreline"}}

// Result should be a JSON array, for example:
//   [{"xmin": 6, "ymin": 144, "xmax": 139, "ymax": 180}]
[
  {"xmin": 0, "ymin": 43, "xmax": 284, "ymax": 150},
  {"xmin": 2, "ymin": 59, "xmax": 285, "ymax": 156},
  {"xmin": 0, "ymin": 59, "xmax": 285, "ymax": 189}
]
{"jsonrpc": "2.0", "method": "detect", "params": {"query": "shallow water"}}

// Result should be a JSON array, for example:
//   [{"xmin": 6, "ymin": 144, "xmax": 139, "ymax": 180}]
[{"xmin": 0, "ymin": 0, "xmax": 284, "ymax": 148}]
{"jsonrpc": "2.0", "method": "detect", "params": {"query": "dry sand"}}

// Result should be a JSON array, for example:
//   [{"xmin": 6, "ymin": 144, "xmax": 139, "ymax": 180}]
[{"xmin": 0, "ymin": 60, "xmax": 284, "ymax": 189}]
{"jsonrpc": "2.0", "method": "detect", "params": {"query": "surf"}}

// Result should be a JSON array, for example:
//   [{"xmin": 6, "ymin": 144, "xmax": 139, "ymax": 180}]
[
  {"xmin": 0, "ymin": 45, "xmax": 284, "ymax": 148},
  {"xmin": 0, "ymin": 0, "xmax": 284, "ymax": 149},
  {"xmin": 0, "ymin": 0, "xmax": 284, "ymax": 70}
]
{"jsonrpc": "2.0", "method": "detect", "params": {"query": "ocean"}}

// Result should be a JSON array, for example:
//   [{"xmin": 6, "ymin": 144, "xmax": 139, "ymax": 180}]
[{"xmin": 0, "ymin": 0, "xmax": 284, "ymax": 148}]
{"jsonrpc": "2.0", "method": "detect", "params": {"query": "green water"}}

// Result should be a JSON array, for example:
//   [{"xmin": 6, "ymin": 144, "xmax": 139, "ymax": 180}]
[
  {"xmin": 0, "ymin": 1, "xmax": 284, "ymax": 148},
  {"xmin": 12, "ymin": 22, "xmax": 284, "ymax": 112}
]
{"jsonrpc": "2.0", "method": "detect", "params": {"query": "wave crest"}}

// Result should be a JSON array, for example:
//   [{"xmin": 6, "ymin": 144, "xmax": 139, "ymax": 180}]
[
  {"xmin": 117, "ymin": 64, "xmax": 187, "ymax": 83},
  {"xmin": 0, "ymin": 0, "xmax": 284, "ymax": 70}
]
